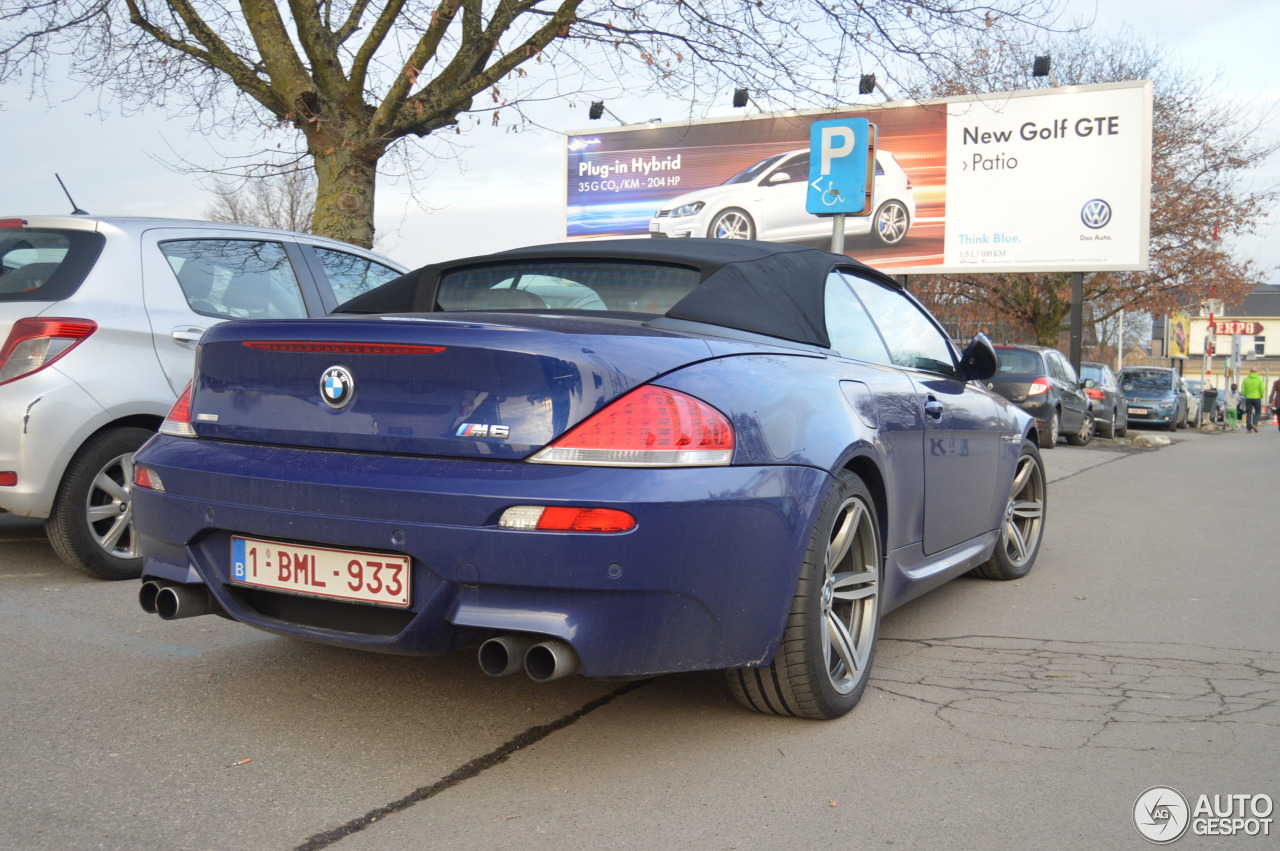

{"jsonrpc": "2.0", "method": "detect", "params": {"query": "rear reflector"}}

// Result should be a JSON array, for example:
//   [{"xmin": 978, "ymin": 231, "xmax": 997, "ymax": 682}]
[
  {"xmin": 531, "ymin": 385, "xmax": 734, "ymax": 467},
  {"xmin": 0, "ymin": 472, "xmax": 16, "ymax": 487},
  {"xmin": 159, "ymin": 382, "xmax": 196, "ymax": 437},
  {"xmin": 242, "ymin": 342, "xmax": 445, "ymax": 354},
  {"xmin": 499, "ymin": 505, "xmax": 636, "ymax": 533}
]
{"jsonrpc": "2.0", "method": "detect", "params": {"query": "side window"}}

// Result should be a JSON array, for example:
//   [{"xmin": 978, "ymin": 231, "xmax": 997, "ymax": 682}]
[
  {"xmin": 823, "ymin": 273, "xmax": 891, "ymax": 365},
  {"xmin": 313, "ymin": 247, "xmax": 402, "ymax": 305},
  {"xmin": 1045, "ymin": 353, "xmax": 1066, "ymax": 383},
  {"xmin": 767, "ymin": 153, "xmax": 808, "ymax": 185},
  {"xmin": 841, "ymin": 271, "xmax": 957, "ymax": 376},
  {"xmin": 1054, "ymin": 353, "xmax": 1079, "ymax": 384},
  {"xmin": 160, "ymin": 239, "xmax": 307, "ymax": 320}
]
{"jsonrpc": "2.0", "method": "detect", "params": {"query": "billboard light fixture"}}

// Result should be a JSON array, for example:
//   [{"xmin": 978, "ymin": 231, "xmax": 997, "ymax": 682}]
[
  {"xmin": 587, "ymin": 101, "xmax": 627, "ymax": 125},
  {"xmin": 1032, "ymin": 56, "xmax": 1059, "ymax": 87},
  {"xmin": 732, "ymin": 88, "xmax": 763, "ymax": 113}
]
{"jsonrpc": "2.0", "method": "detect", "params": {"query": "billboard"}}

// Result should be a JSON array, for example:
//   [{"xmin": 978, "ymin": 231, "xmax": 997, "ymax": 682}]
[{"xmin": 564, "ymin": 81, "xmax": 1152, "ymax": 274}]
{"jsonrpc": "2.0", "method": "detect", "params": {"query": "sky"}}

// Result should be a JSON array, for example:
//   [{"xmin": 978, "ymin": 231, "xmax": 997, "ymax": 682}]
[{"xmin": 3, "ymin": 0, "xmax": 1278, "ymax": 276}]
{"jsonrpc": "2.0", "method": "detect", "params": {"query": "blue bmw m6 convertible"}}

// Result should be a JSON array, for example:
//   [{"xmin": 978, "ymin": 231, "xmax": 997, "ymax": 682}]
[{"xmin": 132, "ymin": 239, "xmax": 1045, "ymax": 719}]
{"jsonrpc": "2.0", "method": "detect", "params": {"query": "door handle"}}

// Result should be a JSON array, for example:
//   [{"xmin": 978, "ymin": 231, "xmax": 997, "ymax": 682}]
[
  {"xmin": 924, "ymin": 398, "xmax": 944, "ymax": 421},
  {"xmin": 171, "ymin": 327, "xmax": 206, "ymax": 347}
]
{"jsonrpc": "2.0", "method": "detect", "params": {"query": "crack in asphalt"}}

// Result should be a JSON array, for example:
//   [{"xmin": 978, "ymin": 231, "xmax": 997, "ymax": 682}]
[
  {"xmin": 294, "ymin": 678, "xmax": 653, "ymax": 850},
  {"xmin": 872, "ymin": 635, "xmax": 1280, "ymax": 753}
]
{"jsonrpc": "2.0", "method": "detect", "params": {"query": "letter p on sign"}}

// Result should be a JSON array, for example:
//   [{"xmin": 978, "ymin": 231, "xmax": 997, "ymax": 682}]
[
  {"xmin": 820, "ymin": 126, "xmax": 857, "ymax": 174},
  {"xmin": 806, "ymin": 118, "xmax": 875, "ymax": 216}
]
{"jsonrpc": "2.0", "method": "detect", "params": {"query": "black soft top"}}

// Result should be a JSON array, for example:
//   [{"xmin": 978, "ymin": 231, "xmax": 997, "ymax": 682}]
[{"xmin": 338, "ymin": 238, "xmax": 901, "ymax": 348}]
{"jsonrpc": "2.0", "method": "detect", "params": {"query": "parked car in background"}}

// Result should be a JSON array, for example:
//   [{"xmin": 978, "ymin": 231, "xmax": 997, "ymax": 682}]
[
  {"xmin": 990, "ymin": 344, "xmax": 1093, "ymax": 448},
  {"xmin": 132, "ymin": 238, "xmax": 1046, "ymax": 720},
  {"xmin": 1118, "ymin": 366, "xmax": 1188, "ymax": 431},
  {"xmin": 649, "ymin": 149, "xmax": 916, "ymax": 246},
  {"xmin": 1183, "ymin": 378, "xmax": 1212, "ymax": 425},
  {"xmin": 1080, "ymin": 361, "xmax": 1128, "ymax": 438},
  {"xmin": 0, "ymin": 215, "xmax": 407, "ymax": 579}
]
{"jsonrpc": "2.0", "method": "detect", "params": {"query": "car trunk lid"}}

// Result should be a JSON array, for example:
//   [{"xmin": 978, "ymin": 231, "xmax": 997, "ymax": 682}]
[{"xmin": 188, "ymin": 314, "xmax": 718, "ymax": 459}]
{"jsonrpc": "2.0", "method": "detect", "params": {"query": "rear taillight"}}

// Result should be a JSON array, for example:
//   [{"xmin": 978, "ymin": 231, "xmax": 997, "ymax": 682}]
[
  {"xmin": 159, "ymin": 382, "xmax": 196, "ymax": 437},
  {"xmin": 531, "ymin": 385, "xmax": 734, "ymax": 467},
  {"xmin": 133, "ymin": 464, "xmax": 165, "ymax": 491},
  {"xmin": 1085, "ymin": 387, "xmax": 1106, "ymax": 400},
  {"xmin": 1027, "ymin": 377, "xmax": 1051, "ymax": 396},
  {"xmin": 0, "ymin": 318, "xmax": 98, "ymax": 386}
]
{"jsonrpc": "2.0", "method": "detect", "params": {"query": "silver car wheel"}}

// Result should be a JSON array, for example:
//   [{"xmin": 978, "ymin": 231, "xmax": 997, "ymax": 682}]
[
  {"xmin": 84, "ymin": 451, "xmax": 138, "ymax": 559},
  {"xmin": 873, "ymin": 201, "xmax": 909, "ymax": 245},
  {"xmin": 708, "ymin": 209, "xmax": 755, "ymax": 240},
  {"xmin": 821, "ymin": 494, "xmax": 879, "ymax": 694},
  {"xmin": 999, "ymin": 453, "xmax": 1045, "ymax": 569}
]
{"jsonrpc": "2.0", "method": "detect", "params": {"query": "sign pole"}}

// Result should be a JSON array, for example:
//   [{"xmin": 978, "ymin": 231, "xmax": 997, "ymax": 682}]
[{"xmin": 830, "ymin": 214, "xmax": 846, "ymax": 255}]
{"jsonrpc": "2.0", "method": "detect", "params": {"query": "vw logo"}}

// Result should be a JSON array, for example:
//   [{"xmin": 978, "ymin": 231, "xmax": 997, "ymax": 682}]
[
  {"xmin": 1081, "ymin": 198, "xmax": 1112, "ymax": 229},
  {"xmin": 320, "ymin": 366, "xmax": 354, "ymax": 409}
]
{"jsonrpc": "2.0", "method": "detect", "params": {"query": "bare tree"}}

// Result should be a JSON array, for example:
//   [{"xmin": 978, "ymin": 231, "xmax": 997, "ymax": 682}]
[
  {"xmin": 1, "ymin": 1, "xmax": 1070, "ymax": 247},
  {"xmin": 205, "ymin": 170, "xmax": 316, "ymax": 232},
  {"xmin": 904, "ymin": 29, "xmax": 1277, "ymax": 346}
]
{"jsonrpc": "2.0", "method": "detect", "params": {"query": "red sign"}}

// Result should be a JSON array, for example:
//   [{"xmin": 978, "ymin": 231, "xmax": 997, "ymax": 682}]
[{"xmin": 1213, "ymin": 320, "xmax": 1265, "ymax": 336}]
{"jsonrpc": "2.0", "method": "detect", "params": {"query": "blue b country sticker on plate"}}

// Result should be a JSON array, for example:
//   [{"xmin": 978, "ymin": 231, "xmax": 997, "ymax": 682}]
[{"xmin": 231, "ymin": 537, "xmax": 246, "ymax": 581}]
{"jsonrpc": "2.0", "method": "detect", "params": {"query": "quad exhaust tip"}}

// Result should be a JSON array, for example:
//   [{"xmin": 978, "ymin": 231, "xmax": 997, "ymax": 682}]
[{"xmin": 478, "ymin": 634, "xmax": 580, "ymax": 682}]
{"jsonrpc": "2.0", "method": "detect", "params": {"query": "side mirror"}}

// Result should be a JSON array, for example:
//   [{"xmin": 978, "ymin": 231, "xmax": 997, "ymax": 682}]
[
  {"xmin": 1083, "ymin": 378, "xmax": 1097, "ymax": 389},
  {"xmin": 958, "ymin": 332, "xmax": 997, "ymax": 381},
  {"xmin": 766, "ymin": 171, "xmax": 792, "ymax": 185}
]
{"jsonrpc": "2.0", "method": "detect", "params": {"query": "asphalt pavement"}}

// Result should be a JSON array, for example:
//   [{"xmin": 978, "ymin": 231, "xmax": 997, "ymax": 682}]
[{"xmin": 1, "ymin": 426, "xmax": 1277, "ymax": 850}]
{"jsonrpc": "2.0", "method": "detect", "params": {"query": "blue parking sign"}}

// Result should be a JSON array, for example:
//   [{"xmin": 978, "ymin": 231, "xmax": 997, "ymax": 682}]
[{"xmin": 806, "ymin": 119, "xmax": 875, "ymax": 216}]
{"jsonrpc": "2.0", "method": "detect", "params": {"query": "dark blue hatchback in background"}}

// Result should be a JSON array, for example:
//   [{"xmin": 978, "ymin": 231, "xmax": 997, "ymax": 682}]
[
  {"xmin": 989, "ymin": 344, "xmax": 1094, "ymax": 449},
  {"xmin": 132, "ymin": 239, "xmax": 1046, "ymax": 720}
]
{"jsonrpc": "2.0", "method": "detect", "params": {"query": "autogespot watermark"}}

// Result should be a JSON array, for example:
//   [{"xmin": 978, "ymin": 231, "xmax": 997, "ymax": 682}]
[{"xmin": 1134, "ymin": 786, "xmax": 1274, "ymax": 843}]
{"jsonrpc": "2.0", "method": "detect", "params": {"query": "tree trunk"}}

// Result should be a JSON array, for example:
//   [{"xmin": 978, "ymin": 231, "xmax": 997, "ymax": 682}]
[{"xmin": 312, "ymin": 146, "xmax": 379, "ymax": 248}]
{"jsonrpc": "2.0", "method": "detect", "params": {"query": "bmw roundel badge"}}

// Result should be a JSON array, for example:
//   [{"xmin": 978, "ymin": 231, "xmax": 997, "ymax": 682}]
[{"xmin": 320, "ymin": 366, "xmax": 354, "ymax": 409}]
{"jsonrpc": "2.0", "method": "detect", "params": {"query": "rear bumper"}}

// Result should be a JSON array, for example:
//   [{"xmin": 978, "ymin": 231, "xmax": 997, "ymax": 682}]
[{"xmin": 133, "ymin": 435, "xmax": 829, "ymax": 677}]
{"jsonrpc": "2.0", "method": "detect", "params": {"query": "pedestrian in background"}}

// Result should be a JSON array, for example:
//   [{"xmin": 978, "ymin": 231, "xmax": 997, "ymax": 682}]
[
  {"xmin": 1224, "ymin": 383, "xmax": 1241, "ymax": 431},
  {"xmin": 1240, "ymin": 366, "xmax": 1266, "ymax": 432}
]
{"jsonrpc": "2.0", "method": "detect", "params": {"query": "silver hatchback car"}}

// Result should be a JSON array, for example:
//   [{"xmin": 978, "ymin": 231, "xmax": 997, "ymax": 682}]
[{"xmin": 0, "ymin": 215, "xmax": 407, "ymax": 579}]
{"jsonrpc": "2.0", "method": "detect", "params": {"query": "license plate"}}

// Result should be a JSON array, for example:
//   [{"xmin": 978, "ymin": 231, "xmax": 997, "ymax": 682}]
[
  {"xmin": 1129, "ymin": 408, "xmax": 1148, "ymax": 416},
  {"xmin": 649, "ymin": 222, "xmax": 661, "ymax": 232},
  {"xmin": 230, "ymin": 537, "xmax": 410, "ymax": 608}
]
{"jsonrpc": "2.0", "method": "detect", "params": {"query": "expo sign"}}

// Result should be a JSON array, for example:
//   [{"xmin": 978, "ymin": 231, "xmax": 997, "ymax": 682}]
[{"xmin": 1214, "ymin": 320, "xmax": 1264, "ymax": 336}]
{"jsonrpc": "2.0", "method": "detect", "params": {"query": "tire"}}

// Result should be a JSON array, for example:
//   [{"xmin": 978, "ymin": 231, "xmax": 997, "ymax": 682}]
[
  {"xmin": 871, "ymin": 200, "xmax": 910, "ymax": 246},
  {"xmin": 46, "ymin": 426, "xmax": 152, "ymax": 580},
  {"xmin": 726, "ymin": 471, "xmax": 881, "ymax": 720},
  {"xmin": 1038, "ymin": 410, "xmax": 1059, "ymax": 449},
  {"xmin": 1066, "ymin": 412, "xmax": 1094, "ymax": 446},
  {"xmin": 707, "ymin": 208, "xmax": 755, "ymax": 240},
  {"xmin": 972, "ymin": 439, "xmax": 1046, "ymax": 581},
  {"xmin": 1166, "ymin": 417, "xmax": 1177, "ymax": 432},
  {"xmin": 1098, "ymin": 409, "xmax": 1115, "ymax": 439}
]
